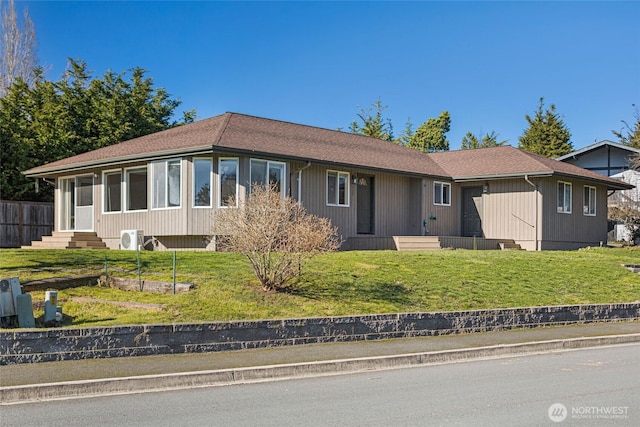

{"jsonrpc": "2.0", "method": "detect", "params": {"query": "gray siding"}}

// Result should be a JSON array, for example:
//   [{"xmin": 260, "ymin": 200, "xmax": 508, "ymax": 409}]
[
  {"xmin": 57, "ymin": 156, "xmax": 427, "ymax": 250},
  {"xmin": 479, "ymin": 178, "xmax": 539, "ymax": 242},
  {"xmin": 540, "ymin": 177, "xmax": 609, "ymax": 246},
  {"xmin": 299, "ymin": 165, "xmax": 423, "ymax": 241},
  {"xmin": 424, "ymin": 179, "xmax": 459, "ymax": 236}
]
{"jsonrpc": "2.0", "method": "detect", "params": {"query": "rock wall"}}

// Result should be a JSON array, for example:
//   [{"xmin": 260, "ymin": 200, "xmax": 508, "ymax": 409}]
[{"xmin": 2, "ymin": 303, "xmax": 639, "ymax": 365}]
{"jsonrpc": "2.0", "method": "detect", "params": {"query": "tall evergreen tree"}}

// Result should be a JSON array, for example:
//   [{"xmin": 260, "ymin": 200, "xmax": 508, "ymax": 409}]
[
  {"xmin": 394, "ymin": 117, "xmax": 414, "ymax": 146},
  {"xmin": 612, "ymin": 103, "xmax": 640, "ymax": 148},
  {"xmin": 461, "ymin": 130, "xmax": 507, "ymax": 149},
  {"xmin": 408, "ymin": 111, "xmax": 451, "ymax": 153},
  {"xmin": 349, "ymin": 98, "xmax": 394, "ymax": 141},
  {"xmin": 518, "ymin": 97, "xmax": 573, "ymax": 157},
  {"xmin": 0, "ymin": 58, "xmax": 194, "ymax": 202}
]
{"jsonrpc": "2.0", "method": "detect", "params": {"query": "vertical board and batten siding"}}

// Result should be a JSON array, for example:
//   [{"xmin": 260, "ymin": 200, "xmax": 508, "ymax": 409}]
[
  {"xmin": 423, "ymin": 179, "xmax": 459, "ymax": 236},
  {"xmin": 539, "ymin": 177, "xmax": 608, "ymax": 248},
  {"xmin": 373, "ymin": 173, "xmax": 422, "ymax": 236},
  {"xmin": 298, "ymin": 164, "xmax": 356, "ymax": 239},
  {"xmin": 298, "ymin": 165, "xmax": 424, "ymax": 241},
  {"xmin": 479, "ymin": 178, "xmax": 538, "ymax": 243},
  {"xmin": 0, "ymin": 201, "xmax": 54, "ymax": 247}
]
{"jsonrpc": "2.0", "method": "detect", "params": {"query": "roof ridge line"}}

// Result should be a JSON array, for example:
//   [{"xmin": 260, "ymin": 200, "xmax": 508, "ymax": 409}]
[{"xmin": 213, "ymin": 112, "xmax": 235, "ymax": 146}]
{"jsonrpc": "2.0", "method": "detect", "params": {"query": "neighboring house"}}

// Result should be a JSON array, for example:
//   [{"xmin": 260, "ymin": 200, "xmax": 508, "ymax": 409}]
[
  {"xmin": 557, "ymin": 140, "xmax": 640, "ymax": 242},
  {"xmin": 23, "ymin": 113, "xmax": 634, "ymax": 251},
  {"xmin": 609, "ymin": 170, "xmax": 640, "ymax": 242},
  {"xmin": 556, "ymin": 140, "xmax": 640, "ymax": 176}
]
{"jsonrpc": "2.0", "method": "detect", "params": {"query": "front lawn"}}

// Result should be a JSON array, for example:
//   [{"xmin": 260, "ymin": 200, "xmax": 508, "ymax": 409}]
[{"xmin": 1, "ymin": 247, "xmax": 639, "ymax": 327}]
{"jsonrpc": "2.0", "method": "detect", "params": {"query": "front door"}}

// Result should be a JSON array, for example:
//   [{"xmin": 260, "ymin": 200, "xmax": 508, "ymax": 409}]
[
  {"xmin": 357, "ymin": 176, "xmax": 375, "ymax": 234},
  {"xmin": 60, "ymin": 175, "xmax": 94, "ymax": 231},
  {"xmin": 462, "ymin": 187, "xmax": 483, "ymax": 237}
]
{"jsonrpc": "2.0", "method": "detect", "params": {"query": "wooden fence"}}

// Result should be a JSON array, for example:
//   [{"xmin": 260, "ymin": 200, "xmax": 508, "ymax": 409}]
[{"xmin": 0, "ymin": 200, "xmax": 54, "ymax": 248}]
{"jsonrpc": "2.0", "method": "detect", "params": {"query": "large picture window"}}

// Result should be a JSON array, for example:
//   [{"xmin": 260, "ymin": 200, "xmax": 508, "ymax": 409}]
[
  {"xmin": 193, "ymin": 158, "xmax": 212, "ymax": 207},
  {"xmin": 152, "ymin": 159, "xmax": 181, "ymax": 209},
  {"xmin": 103, "ymin": 170, "xmax": 122, "ymax": 213},
  {"xmin": 557, "ymin": 181, "xmax": 572, "ymax": 214},
  {"xmin": 327, "ymin": 170, "xmax": 349, "ymax": 206},
  {"xmin": 218, "ymin": 158, "xmax": 238, "ymax": 207},
  {"xmin": 250, "ymin": 159, "xmax": 286, "ymax": 196},
  {"xmin": 583, "ymin": 185, "xmax": 596, "ymax": 216},
  {"xmin": 126, "ymin": 167, "xmax": 148, "ymax": 211},
  {"xmin": 434, "ymin": 182, "xmax": 451, "ymax": 206}
]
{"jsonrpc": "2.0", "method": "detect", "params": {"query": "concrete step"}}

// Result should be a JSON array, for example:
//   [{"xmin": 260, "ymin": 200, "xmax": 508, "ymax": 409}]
[
  {"xmin": 499, "ymin": 240, "xmax": 522, "ymax": 250},
  {"xmin": 393, "ymin": 236, "xmax": 442, "ymax": 251},
  {"xmin": 23, "ymin": 231, "xmax": 108, "ymax": 250}
]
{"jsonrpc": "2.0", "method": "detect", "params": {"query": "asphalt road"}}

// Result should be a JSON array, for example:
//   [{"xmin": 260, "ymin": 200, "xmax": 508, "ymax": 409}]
[{"xmin": 2, "ymin": 344, "xmax": 638, "ymax": 427}]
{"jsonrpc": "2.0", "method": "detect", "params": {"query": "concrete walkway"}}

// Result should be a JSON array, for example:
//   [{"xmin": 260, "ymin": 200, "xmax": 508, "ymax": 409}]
[{"xmin": 1, "ymin": 321, "xmax": 639, "ymax": 404}]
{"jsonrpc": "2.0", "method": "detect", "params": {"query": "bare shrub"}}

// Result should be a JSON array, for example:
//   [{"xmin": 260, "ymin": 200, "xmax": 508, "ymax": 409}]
[{"xmin": 212, "ymin": 185, "xmax": 342, "ymax": 291}]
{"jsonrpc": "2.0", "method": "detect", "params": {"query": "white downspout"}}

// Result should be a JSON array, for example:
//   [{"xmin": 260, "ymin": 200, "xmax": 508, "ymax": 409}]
[
  {"xmin": 524, "ymin": 175, "xmax": 539, "ymax": 250},
  {"xmin": 295, "ymin": 161, "xmax": 312, "ymax": 207}
]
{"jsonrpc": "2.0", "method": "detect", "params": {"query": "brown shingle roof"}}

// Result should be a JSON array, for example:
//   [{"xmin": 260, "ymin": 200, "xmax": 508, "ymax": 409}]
[
  {"xmin": 24, "ymin": 112, "xmax": 449, "ymax": 178},
  {"xmin": 429, "ymin": 145, "xmax": 632, "ymax": 189},
  {"xmin": 23, "ymin": 112, "xmax": 633, "ymax": 190}
]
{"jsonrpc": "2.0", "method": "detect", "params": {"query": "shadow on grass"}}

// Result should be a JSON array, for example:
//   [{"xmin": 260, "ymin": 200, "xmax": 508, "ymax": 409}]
[{"xmin": 287, "ymin": 277, "xmax": 413, "ymax": 306}]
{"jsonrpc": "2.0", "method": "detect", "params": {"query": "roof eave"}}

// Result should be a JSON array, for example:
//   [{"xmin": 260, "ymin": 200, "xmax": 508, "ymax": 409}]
[
  {"xmin": 23, "ymin": 146, "xmax": 215, "ymax": 178},
  {"xmin": 452, "ymin": 171, "xmax": 553, "ymax": 182},
  {"xmin": 212, "ymin": 147, "xmax": 452, "ymax": 180}
]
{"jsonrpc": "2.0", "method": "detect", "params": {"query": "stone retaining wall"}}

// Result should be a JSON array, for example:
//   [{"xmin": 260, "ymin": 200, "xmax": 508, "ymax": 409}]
[{"xmin": 2, "ymin": 303, "xmax": 639, "ymax": 365}]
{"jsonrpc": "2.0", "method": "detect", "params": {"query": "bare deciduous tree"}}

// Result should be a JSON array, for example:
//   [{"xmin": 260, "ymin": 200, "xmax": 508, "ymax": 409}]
[
  {"xmin": 1, "ymin": 0, "xmax": 38, "ymax": 97},
  {"xmin": 212, "ymin": 186, "xmax": 342, "ymax": 292},
  {"xmin": 609, "ymin": 180, "xmax": 640, "ymax": 244}
]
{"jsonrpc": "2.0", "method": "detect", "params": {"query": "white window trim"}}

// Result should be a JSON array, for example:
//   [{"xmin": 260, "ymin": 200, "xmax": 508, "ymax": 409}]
[
  {"xmin": 557, "ymin": 181, "xmax": 572, "ymax": 214},
  {"xmin": 583, "ymin": 185, "xmax": 596, "ymax": 216},
  {"xmin": 326, "ymin": 170, "xmax": 350, "ymax": 207},
  {"xmin": 151, "ymin": 158, "xmax": 182, "ymax": 210},
  {"xmin": 102, "ymin": 169, "xmax": 123, "ymax": 214},
  {"xmin": 433, "ymin": 181, "xmax": 451, "ymax": 206},
  {"xmin": 124, "ymin": 165, "xmax": 149, "ymax": 212},
  {"xmin": 193, "ymin": 157, "xmax": 213, "ymax": 208},
  {"xmin": 218, "ymin": 157, "xmax": 239, "ymax": 208},
  {"xmin": 249, "ymin": 158, "xmax": 287, "ymax": 198}
]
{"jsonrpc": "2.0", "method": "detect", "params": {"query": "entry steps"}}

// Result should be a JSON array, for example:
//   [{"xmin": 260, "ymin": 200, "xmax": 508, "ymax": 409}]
[
  {"xmin": 393, "ymin": 236, "xmax": 522, "ymax": 251},
  {"xmin": 22, "ymin": 231, "xmax": 108, "ymax": 250}
]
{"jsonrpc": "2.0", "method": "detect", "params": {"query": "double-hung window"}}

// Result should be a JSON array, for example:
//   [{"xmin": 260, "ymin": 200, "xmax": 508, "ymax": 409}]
[
  {"xmin": 250, "ymin": 159, "xmax": 286, "ymax": 196},
  {"xmin": 327, "ymin": 170, "xmax": 349, "ymax": 206},
  {"xmin": 557, "ymin": 181, "xmax": 572, "ymax": 214},
  {"xmin": 103, "ymin": 170, "xmax": 122, "ymax": 213},
  {"xmin": 434, "ymin": 182, "xmax": 451, "ymax": 206},
  {"xmin": 583, "ymin": 185, "xmax": 596, "ymax": 216},
  {"xmin": 125, "ymin": 167, "xmax": 148, "ymax": 211},
  {"xmin": 152, "ymin": 159, "xmax": 181, "ymax": 209},
  {"xmin": 193, "ymin": 158, "xmax": 212, "ymax": 207},
  {"xmin": 218, "ymin": 158, "xmax": 238, "ymax": 207}
]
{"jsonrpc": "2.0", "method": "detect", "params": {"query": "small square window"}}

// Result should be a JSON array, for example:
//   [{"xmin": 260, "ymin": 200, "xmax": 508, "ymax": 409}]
[
  {"xmin": 434, "ymin": 182, "xmax": 451, "ymax": 206},
  {"xmin": 327, "ymin": 170, "xmax": 350, "ymax": 206}
]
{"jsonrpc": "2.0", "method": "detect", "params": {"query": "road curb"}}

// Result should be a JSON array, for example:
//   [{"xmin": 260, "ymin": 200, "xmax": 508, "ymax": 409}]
[{"xmin": 2, "ymin": 333, "xmax": 639, "ymax": 405}]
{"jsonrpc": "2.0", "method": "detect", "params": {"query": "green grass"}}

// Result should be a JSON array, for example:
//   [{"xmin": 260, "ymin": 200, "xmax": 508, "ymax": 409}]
[{"xmin": 1, "ymin": 247, "xmax": 639, "ymax": 327}]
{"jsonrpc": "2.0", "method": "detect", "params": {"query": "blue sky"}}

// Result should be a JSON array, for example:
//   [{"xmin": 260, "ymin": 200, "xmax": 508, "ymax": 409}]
[{"xmin": 20, "ymin": 0, "xmax": 640, "ymax": 151}]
